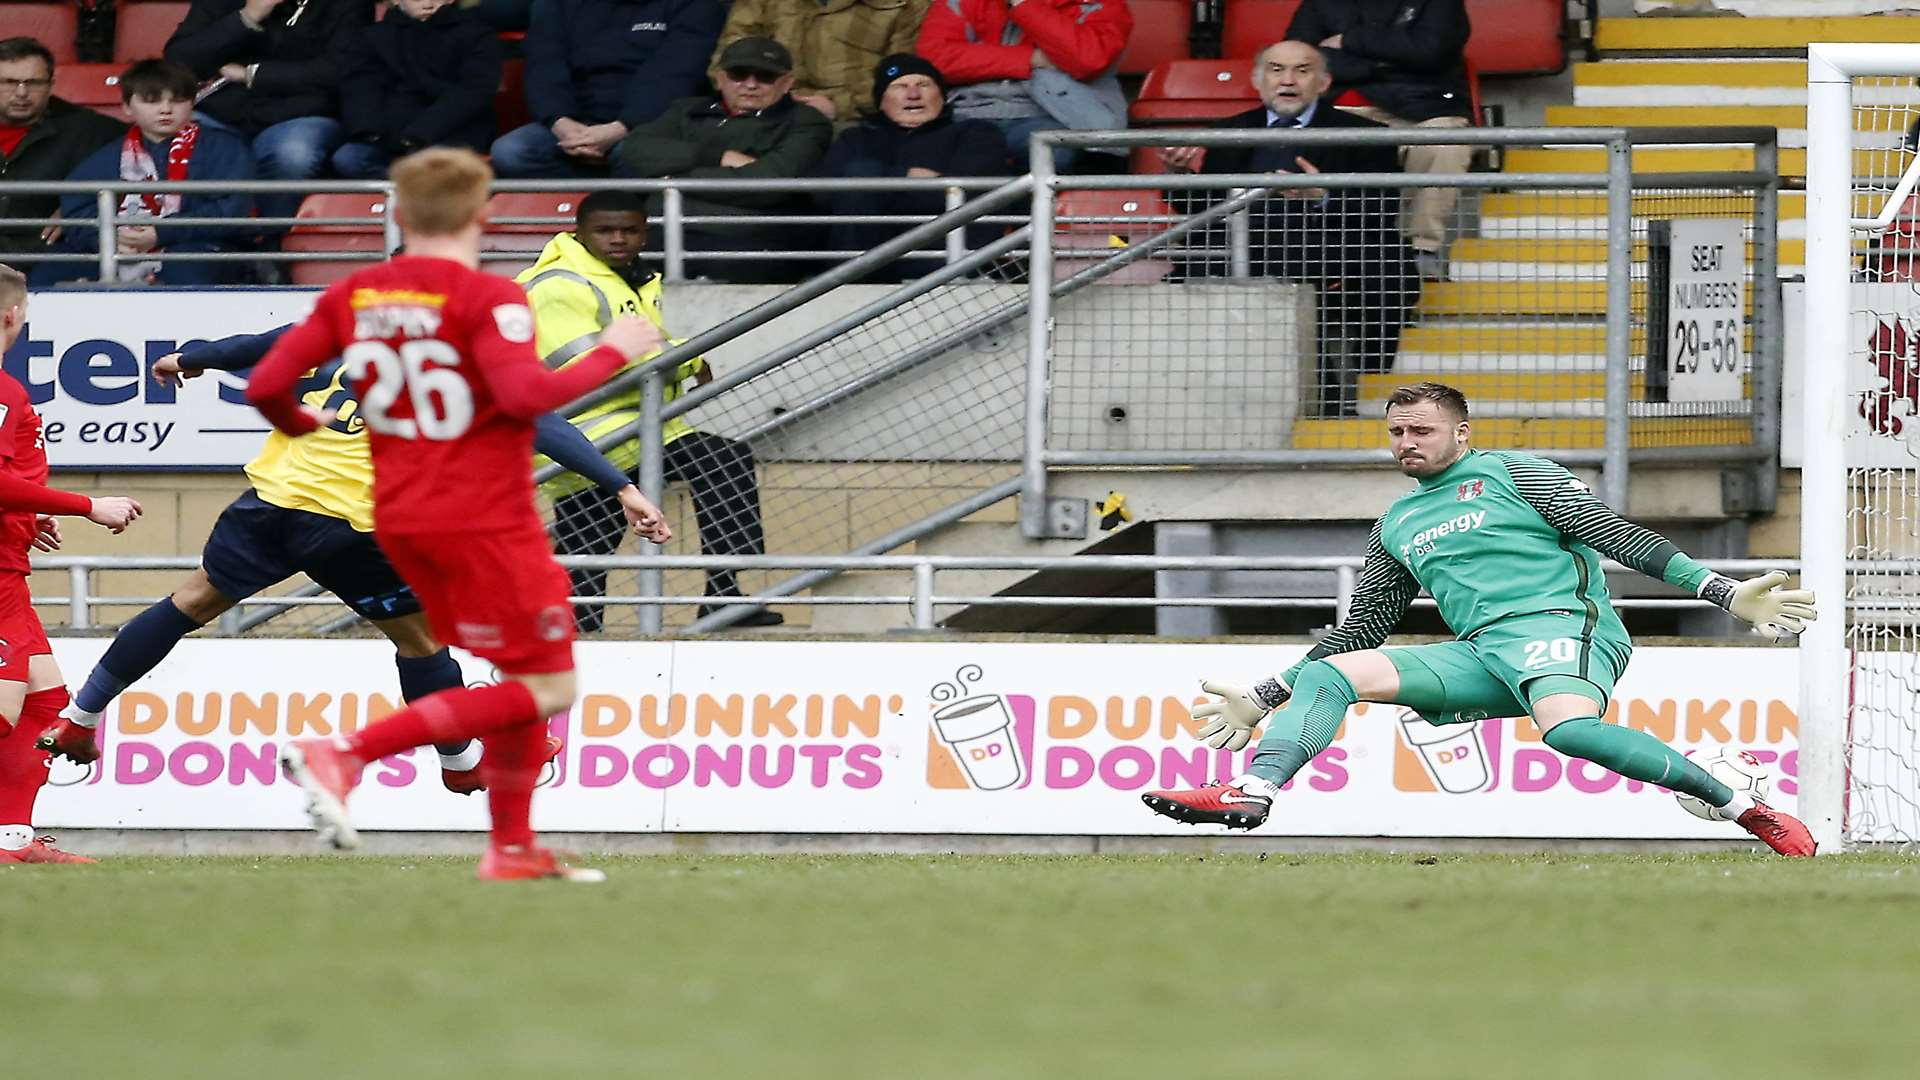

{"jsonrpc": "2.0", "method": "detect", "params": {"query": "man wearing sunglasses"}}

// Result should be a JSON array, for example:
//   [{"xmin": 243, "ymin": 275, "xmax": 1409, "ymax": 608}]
[{"xmin": 613, "ymin": 36, "xmax": 832, "ymax": 283}]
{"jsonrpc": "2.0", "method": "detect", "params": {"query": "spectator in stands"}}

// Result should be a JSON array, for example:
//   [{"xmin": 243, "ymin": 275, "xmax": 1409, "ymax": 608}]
[
  {"xmin": 613, "ymin": 37, "xmax": 832, "ymax": 283},
  {"xmin": 519, "ymin": 190, "xmax": 783, "ymax": 630},
  {"xmin": 34, "ymin": 60, "xmax": 255, "ymax": 287},
  {"xmin": 1287, "ymin": 0, "xmax": 1474, "ymax": 281},
  {"xmin": 489, "ymin": 0, "xmax": 724, "ymax": 179},
  {"xmin": 1159, "ymin": 41, "xmax": 1418, "ymax": 416},
  {"xmin": 0, "ymin": 37, "xmax": 124, "ymax": 264},
  {"xmin": 711, "ymin": 0, "xmax": 932, "ymax": 128},
  {"xmin": 330, "ymin": 0, "xmax": 502, "ymax": 178},
  {"xmin": 915, "ymin": 0, "xmax": 1131, "ymax": 170},
  {"xmin": 815, "ymin": 54, "xmax": 1006, "ymax": 281},
  {"xmin": 165, "ymin": 0, "xmax": 372, "ymax": 224}
]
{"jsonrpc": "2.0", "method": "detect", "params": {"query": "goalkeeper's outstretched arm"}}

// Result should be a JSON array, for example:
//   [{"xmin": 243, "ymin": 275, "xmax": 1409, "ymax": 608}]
[
  {"xmin": 1498, "ymin": 454, "xmax": 1816, "ymax": 635},
  {"xmin": 1258, "ymin": 518, "xmax": 1419, "ymax": 707}
]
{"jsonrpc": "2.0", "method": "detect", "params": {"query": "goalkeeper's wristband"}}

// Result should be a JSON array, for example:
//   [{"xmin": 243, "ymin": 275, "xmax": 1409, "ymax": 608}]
[
  {"xmin": 1697, "ymin": 573, "xmax": 1736, "ymax": 612},
  {"xmin": 1252, "ymin": 675, "xmax": 1292, "ymax": 711}
]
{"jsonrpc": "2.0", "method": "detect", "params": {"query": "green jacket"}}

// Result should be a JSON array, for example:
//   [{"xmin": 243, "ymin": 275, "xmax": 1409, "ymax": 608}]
[
  {"xmin": 612, "ymin": 93, "xmax": 833, "ymax": 217},
  {"xmin": 711, "ymin": 0, "xmax": 931, "ymax": 123},
  {"xmin": 516, "ymin": 232, "xmax": 706, "ymax": 497}
]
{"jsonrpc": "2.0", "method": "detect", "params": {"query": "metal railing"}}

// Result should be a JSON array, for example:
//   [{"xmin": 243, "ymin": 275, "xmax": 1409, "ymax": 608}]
[
  {"xmin": 34, "ymin": 554, "xmax": 1808, "ymax": 635},
  {"xmin": 1018, "ymin": 126, "xmax": 1784, "ymax": 534}
]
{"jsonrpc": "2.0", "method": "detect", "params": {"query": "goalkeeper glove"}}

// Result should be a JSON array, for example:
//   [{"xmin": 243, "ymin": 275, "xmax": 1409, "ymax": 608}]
[
  {"xmin": 1698, "ymin": 570, "xmax": 1818, "ymax": 638},
  {"xmin": 1191, "ymin": 676, "xmax": 1290, "ymax": 751}
]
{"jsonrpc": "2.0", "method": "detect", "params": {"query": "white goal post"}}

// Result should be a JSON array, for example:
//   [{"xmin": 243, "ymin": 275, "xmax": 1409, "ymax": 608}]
[{"xmin": 1803, "ymin": 44, "xmax": 1920, "ymax": 852}]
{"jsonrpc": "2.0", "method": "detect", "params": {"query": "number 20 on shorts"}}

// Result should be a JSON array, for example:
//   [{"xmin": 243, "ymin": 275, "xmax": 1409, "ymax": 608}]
[{"xmin": 1523, "ymin": 638, "xmax": 1578, "ymax": 670}]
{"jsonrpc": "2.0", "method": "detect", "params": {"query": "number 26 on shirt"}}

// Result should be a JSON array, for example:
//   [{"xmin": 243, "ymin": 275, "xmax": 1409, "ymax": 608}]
[{"xmin": 342, "ymin": 339, "xmax": 475, "ymax": 440}]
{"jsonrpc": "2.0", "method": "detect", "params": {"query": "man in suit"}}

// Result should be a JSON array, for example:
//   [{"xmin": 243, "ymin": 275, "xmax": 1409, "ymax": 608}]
[{"xmin": 1159, "ymin": 40, "xmax": 1419, "ymax": 416}]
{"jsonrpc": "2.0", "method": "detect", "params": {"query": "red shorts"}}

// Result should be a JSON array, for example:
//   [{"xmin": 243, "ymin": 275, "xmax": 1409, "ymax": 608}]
[
  {"xmin": 376, "ymin": 522, "xmax": 576, "ymax": 675},
  {"xmin": 0, "ymin": 575, "xmax": 53, "ymax": 684}
]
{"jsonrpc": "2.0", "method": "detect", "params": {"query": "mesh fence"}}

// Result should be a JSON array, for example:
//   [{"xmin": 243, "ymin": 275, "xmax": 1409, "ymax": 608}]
[{"xmin": 1841, "ymin": 76, "xmax": 1920, "ymax": 844}]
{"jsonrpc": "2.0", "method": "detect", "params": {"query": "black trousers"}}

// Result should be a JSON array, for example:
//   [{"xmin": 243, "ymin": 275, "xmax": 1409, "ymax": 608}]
[{"xmin": 551, "ymin": 431, "xmax": 768, "ymax": 630}]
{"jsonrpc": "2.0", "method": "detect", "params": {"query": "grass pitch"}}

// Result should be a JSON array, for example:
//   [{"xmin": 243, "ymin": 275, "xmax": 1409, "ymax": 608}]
[{"xmin": 4, "ymin": 852, "xmax": 1916, "ymax": 1079}]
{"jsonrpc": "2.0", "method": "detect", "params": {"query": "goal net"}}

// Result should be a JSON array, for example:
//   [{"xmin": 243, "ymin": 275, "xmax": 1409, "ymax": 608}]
[{"xmin": 1803, "ymin": 46, "xmax": 1920, "ymax": 850}]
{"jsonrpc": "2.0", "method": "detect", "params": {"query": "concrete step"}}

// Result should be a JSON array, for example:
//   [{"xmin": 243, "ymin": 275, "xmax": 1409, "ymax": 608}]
[
  {"xmin": 1541, "ymin": 104, "xmax": 1913, "ymax": 150},
  {"xmin": 1595, "ymin": 15, "xmax": 1920, "ymax": 53},
  {"xmin": 1447, "ymin": 237, "xmax": 1802, "ymax": 281},
  {"xmin": 1356, "ymin": 372, "xmax": 1649, "ymax": 402},
  {"xmin": 1573, "ymin": 59, "xmax": 1920, "ymax": 107},
  {"xmin": 1502, "ymin": 145, "xmax": 1829, "ymax": 176}
]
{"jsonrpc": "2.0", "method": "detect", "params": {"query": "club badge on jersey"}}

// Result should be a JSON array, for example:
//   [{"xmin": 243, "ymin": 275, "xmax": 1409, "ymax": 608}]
[{"xmin": 1457, "ymin": 479, "xmax": 1484, "ymax": 501}]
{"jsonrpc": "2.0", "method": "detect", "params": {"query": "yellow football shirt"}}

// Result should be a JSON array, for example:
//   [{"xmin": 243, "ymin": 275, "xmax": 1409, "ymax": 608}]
[{"xmin": 243, "ymin": 359, "xmax": 374, "ymax": 532}]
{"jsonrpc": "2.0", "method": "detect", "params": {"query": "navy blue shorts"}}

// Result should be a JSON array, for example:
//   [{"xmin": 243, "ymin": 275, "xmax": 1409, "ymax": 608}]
[{"xmin": 201, "ymin": 491, "xmax": 420, "ymax": 621}]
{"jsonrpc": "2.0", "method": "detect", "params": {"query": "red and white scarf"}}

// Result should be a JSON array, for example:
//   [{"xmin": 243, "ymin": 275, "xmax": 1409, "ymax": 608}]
[{"xmin": 118, "ymin": 121, "xmax": 199, "ymax": 219}]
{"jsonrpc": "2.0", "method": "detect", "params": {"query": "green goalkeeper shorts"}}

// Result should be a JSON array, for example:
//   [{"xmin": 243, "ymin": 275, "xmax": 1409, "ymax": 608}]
[{"xmin": 1381, "ymin": 612, "xmax": 1632, "ymax": 723}]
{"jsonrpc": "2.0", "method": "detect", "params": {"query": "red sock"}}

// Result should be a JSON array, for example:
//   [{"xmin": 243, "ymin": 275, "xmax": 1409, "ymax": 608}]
[
  {"xmin": 0, "ymin": 687, "xmax": 69, "ymax": 824},
  {"xmin": 345, "ymin": 682, "xmax": 538, "ymax": 763},
  {"xmin": 480, "ymin": 719, "xmax": 546, "ymax": 848}
]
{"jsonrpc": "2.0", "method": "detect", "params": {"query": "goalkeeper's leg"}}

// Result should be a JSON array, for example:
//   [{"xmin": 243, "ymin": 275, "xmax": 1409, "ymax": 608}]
[{"xmin": 1529, "ymin": 682, "xmax": 1815, "ymax": 856}]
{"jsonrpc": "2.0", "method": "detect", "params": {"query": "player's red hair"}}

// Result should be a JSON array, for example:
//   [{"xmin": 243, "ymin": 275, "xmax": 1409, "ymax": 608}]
[
  {"xmin": 0, "ymin": 264, "xmax": 25, "ymax": 315},
  {"xmin": 391, "ymin": 148, "xmax": 493, "ymax": 238}
]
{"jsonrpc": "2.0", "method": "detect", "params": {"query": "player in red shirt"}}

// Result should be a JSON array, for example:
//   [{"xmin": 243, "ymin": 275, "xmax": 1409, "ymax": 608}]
[
  {"xmin": 247, "ymin": 150, "xmax": 670, "ymax": 883},
  {"xmin": 0, "ymin": 264, "xmax": 145, "ymax": 864}
]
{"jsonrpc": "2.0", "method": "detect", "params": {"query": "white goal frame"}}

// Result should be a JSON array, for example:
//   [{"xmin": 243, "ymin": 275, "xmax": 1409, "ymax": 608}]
[{"xmin": 1802, "ymin": 44, "xmax": 1920, "ymax": 852}]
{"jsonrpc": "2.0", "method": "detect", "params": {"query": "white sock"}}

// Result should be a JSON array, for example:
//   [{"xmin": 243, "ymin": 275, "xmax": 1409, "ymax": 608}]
[
  {"xmin": 1712, "ymin": 791, "xmax": 1756, "ymax": 822},
  {"xmin": 0, "ymin": 824, "xmax": 32, "ymax": 851},
  {"xmin": 1231, "ymin": 773, "xmax": 1281, "ymax": 799},
  {"xmin": 438, "ymin": 743, "xmax": 483, "ymax": 772},
  {"xmin": 64, "ymin": 705, "xmax": 102, "ymax": 730}
]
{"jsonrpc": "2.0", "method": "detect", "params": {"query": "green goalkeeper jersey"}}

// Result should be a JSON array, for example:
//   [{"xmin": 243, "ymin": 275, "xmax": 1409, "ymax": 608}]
[{"xmin": 1283, "ymin": 449, "xmax": 1717, "ymax": 683}]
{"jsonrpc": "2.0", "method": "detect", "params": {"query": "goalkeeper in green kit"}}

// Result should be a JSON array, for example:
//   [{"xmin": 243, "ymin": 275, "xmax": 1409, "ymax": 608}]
[{"xmin": 1142, "ymin": 383, "xmax": 1821, "ymax": 856}]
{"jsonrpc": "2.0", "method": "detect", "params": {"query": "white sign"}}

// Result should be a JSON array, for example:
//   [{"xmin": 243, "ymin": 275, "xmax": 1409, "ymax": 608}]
[
  {"xmin": 1666, "ymin": 218, "xmax": 1747, "ymax": 402},
  {"xmin": 1783, "ymin": 281, "xmax": 1920, "ymax": 469},
  {"xmin": 4, "ymin": 288, "xmax": 320, "ymax": 468},
  {"xmin": 34, "ymin": 639, "xmax": 1806, "ymax": 839}
]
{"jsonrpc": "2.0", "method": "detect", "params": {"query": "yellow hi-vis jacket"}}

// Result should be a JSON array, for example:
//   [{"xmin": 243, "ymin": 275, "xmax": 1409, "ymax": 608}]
[{"xmin": 517, "ymin": 231, "xmax": 706, "ymax": 498}]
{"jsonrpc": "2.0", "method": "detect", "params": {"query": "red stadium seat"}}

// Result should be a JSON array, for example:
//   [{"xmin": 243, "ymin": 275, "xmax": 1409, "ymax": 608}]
[
  {"xmin": 113, "ymin": 1, "xmax": 190, "ymax": 63},
  {"xmin": 1053, "ymin": 189, "xmax": 1175, "ymax": 283},
  {"xmin": 51, "ymin": 62, "xmax": 123, "ymax": 116},
  {"xmin": 284, "ymin": 193, "xmax": 389, "ymax": 286},
  {"xmin": 495, "ymin": 57, "xmax": 530, "ymax": 136},
  {"xmin": 1116, "ymin": 0, "xmax": 1192, "ymax": 77},
  {"xmin": 6, "ymin": 4, "xmax": 81, "ymax": 65},
  {"xmin": 1463, "ymin": 0, "xmax": 1563, "ymax": 76},
  {"xmin": 1220, "ymin": 0, "xmax": 1304, "ymax": 59},
  {"xmin": 481, "ymin": 191, "xmax": 583, "ymax": 276},
  {"xmin": 1221, "ymin": 0, "xmax": 1561, "ymax": 76},
  {"xmin": 1129, "ymin": 60, "xmax": 1259, "ymax": 125}
]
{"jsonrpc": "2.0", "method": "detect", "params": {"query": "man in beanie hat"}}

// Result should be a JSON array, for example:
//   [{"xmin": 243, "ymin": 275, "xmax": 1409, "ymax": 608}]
[
  {"xmin": 613, "ymin": 35, "xmax": 832, "ymax": 282},
  {"xmin": 815, "ymin": 53, "xmax": 1006, "ymax": 281},
  {"xmin": 710, "ymin": 0, "xmax": 931, "ymax": 127}
]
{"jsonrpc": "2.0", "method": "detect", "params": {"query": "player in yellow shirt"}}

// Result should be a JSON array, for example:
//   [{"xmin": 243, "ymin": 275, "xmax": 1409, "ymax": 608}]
[{"xmin": 37, "ymin": 325, "xmax": 665, "ymax": 792}]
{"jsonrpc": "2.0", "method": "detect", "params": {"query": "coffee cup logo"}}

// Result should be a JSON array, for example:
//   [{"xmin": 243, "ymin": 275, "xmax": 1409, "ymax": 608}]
[
  {"xmin": 1398, "ymin": 708, "xmax": 1491, "ymax": 794},
  {"xmin": 927, "ymin": 663, "xmax": 1028, "ymax": 791}
]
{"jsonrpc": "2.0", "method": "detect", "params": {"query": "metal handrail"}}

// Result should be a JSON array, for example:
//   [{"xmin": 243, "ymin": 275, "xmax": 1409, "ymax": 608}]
[{"xmin": 35, "ymin": 554, "xmax": 1849, "ymax": 634}]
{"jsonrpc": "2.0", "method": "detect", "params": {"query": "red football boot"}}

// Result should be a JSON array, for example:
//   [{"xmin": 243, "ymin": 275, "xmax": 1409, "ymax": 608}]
[
  {"xmin": 476, "ymin": 843, "xmax": 605, "ymax": 883},
  {"xmin": 442, "ymin": 736, "xmax": 564, "ymax": 795},
  {"xmin": 1141, "ymin": 780, "xmax": 1272, "ymax": 830},
  {"xmin": 279, "ymin": 738, "xmax": 365, "ymax": 850},
  {"xmin": 0, "ymin": 836, "xmax": 98, "ymax": 865},
  {"xmin": 1736, "ymin": 801, "xmax": 1818, "ymax": 857},
  {"xmin": 35, "ymin": 719, "xmax": 101, "ymax": 765}
]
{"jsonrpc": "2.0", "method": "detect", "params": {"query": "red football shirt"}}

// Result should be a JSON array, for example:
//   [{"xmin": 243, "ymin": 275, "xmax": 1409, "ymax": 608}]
[
  {"xmin": 0, "ymin": 372, "xmax": 54, "ymax": 575},
  {"xmin": 247, "ymin": 256, "xmax": 627, "ymax": 535}
]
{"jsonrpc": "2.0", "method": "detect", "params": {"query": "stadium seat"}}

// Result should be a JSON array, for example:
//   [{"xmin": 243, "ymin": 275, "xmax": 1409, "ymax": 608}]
[
  {"xmin": 1129, "ymin": 60, "xmax": 1259, "ymax": 125},
  {"xmin": 1219, "ymin": 0, "xmax": 1563, "ymax": 76},
  {"xmin": 481, "ymin": 191, "xmax": 583, "ymax": 276},
  {"xmin": 495, "ymin": 57, "xmax": 531, "ymax": 137},
  {"xmin": 1220, "ymin": 0, "xmax": 1304, "ymax": 59},
  {"xmin": 6, "ymin": 4, "xmax": 81, "ymax": 65},
  {"xmin": 51, "ymin": 62, "xmax": 123, "ymax": 116},
  {"xmin": 1463, "ymin": 0, "xmax": 1564, "ymax": 76},
  {"xmin": 113, "ymin": 1, "xmax": 191, "ymax": 63},
  {"xmin": 1116, "ymin": 0, "xmax": 1192, "ymax": 77},
  {"xmin": 1053, "ymin": 189, "xmax": 1175, "ymax": 283},
  {"xmin": 283, "ymin": 193, "xmax": 389, "ymax": 286}
]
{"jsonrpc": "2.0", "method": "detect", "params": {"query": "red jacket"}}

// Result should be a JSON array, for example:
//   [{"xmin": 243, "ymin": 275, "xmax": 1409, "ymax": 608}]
[{"xmin": 917, "ymin": 0, "xmax": 1133, "ymax": 85}]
